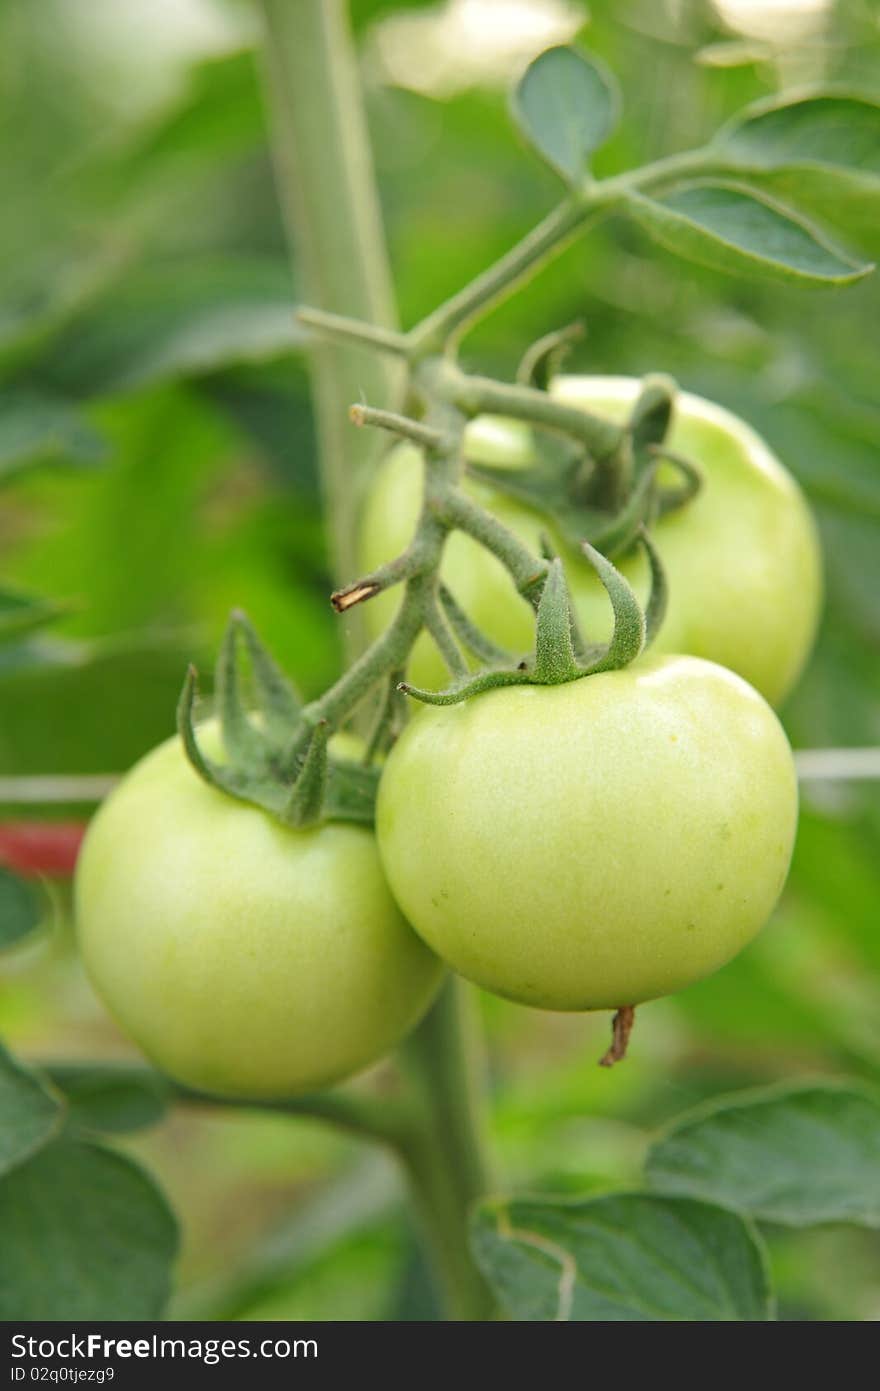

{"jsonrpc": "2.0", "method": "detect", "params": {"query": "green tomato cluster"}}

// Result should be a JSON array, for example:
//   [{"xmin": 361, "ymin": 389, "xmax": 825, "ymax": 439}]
[{"xmin": 75, "ymin": 383, "xmax": 811, "ymax": 1097}]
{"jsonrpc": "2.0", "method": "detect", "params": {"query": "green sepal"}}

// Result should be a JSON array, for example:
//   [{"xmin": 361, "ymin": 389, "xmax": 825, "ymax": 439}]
[
  {"xmin": 177, "ymin": 619, "xmax": 378, "ymax": 828},
  {"xmin": 590, "ymin": 461, "xmax": 658, "ymax": 557},
  {"xmin": 629, "ymin": 374, "xmax": 676, "ymax": 461},
  {"xmin": 638, "ymin": 528, "xmax": 668, "ymax": 650},
  {"xmin": 177, "ymin": 669, "xmax": 289, "ymax": 810},
  {"xmin": 425, "ymin": 597, "xmax": 469, "ymax": 680},
  {"xmin": 177, "ymin": 665, "xmax": 218, "ymax": 786},
  {"xmin": 215, "ymin": 616, "xmax": 269, "ymax": 767},
  {"xmin": 324, "ymin": 758, "xmax": 383, "ymax": 825},
  {"xmin": 365, "ymin": 669, "xmax": 408, "ymax": 762},
  {"xmin": 533, "ymin": 559, "xmax": 580, "ymax": 682},
  {"xmin": 464, "ymin": 370, "xmax": 701, "ymax": 563},
  {"xmin": 650, "ymin": 446, "xmax": 704, "ymax": 515},
  {"xmin": 401, "ymin": 540, "xmax": 662, "ymax": 709},
  {"xmin": 231, "ymin": 609, "xmax": 302, "ymax": 742},
  {"xmin": 538, "ymin": 533, "xmax": 590, "ymax": 659},
  {"xmin": 399, "ymin": 668, "xmax": 531, "ymax": 708},
  {"xmin": 578, "ymin": 540, "xmax": 646, "ymax": 674},
  {"xmin": 466, "ymin": 436, "xmax": 608, "ymax": 552},
  {"xmin": 283, "ymin": 722, "xmax": 329, "ymax": 827}
]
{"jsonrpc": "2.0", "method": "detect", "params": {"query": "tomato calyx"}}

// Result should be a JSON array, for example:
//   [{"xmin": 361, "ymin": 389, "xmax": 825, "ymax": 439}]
[
  {"xmin": 399, "ymin": 532, "xmax": 667, "ymax": 708},
  {"xmin": 464, "ymin": 371, "xmax": 703, "ymax": 560},
  {"xmin": 177, "ymin": 611, "xmax": 379, "ymax": 828}
]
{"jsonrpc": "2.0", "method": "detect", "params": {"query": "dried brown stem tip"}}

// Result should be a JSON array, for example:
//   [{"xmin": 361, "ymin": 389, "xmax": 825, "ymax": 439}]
[
  {"xmin": 598, "ymin": 1005, "xmax": 635, "ymax": 1068},
  {"xmin": 331, "ymin": 582, "xmax": 380, "ymax": 613}
]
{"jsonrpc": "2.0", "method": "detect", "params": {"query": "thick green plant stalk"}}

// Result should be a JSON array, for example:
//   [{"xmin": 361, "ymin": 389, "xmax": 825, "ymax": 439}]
[
  {"xmin": 257, "ymin": 0, "xmax": 401, "ymax": 594},
  {"xmin": 256, "ymin": 0, "xmax": 495, "ymax": 1320}
]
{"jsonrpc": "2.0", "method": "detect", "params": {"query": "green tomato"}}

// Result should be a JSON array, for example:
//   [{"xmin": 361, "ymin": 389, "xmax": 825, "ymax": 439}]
[
  {"xmin": 376, "ymin": 656, "xmax": 798, "ymax": 1011},
  {"xmin": 358, "ymin": 376, "xmax": 822, "ymax": 706},
  {"xmin": 75, "ymin": 723, "xmax": 443, "ymax": 1098}
]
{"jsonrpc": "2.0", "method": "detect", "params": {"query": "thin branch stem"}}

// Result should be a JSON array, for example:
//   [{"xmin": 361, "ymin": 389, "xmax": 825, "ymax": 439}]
[
  {"xmin": 448, "ymin": 371, "xmax": 623, "ymax": 457},
  {"xmin": 42, "ymin": 1061, "xmax": 412, "ymax": 1150},
  {"xmin": 298, "ymin": 306, "xmax": 410, "ymax": 357},
  {"xmin": 350, "ymin": 403, "xmax": 450, "ymax": 451},
  {"xmin": 441, "ymin": 490, "xmax": 549, "ymax": 602},
  {"xmin": 410, "ymin": 200, "xmax": 590, "ymax": 354},
  {"xmin": 424, "ymin": 595, "xmax": 469, "ymax": 680},
  {"xmin": 409, "ymin": 148, "xmax": 709, "ymax": 353}
]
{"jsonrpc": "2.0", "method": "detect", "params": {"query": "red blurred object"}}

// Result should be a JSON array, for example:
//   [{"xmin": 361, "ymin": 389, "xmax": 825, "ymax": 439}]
[{"xmin": 0, "ymin": 821, "xmax": 87, "ymax": 878}]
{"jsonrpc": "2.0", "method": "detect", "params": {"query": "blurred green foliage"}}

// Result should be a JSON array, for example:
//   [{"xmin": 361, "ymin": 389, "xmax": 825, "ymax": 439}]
[{"xmin": 1, "ymin": 0, "xmax": 879, "ymax": 1321}]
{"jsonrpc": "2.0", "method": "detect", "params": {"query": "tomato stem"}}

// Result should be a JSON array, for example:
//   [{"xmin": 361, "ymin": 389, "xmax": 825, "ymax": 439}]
[
  {"xmin": 398, "ymin": 979, "xmax": 498, "ymax": 1320},
  {"xmin": 256, "ymin": 0, "xmax": 402, "ymax": 650},
  {"xmin": 599, "ymin": 1005, "xmax": 636, "ymax": 1067}
]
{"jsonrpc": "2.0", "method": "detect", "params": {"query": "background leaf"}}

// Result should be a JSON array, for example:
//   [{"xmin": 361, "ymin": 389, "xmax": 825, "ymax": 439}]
[
  {"xmin": 0, "ymin": 1045, "xmax": 63, "ymax": 1176},
  {"xmin": 0, "ymin": 1137, "xmax": 178, "ymax": 1318},
  {"xmin": 471, "ymin": 1192, "xmax": 772, "ymax": 1320},
  {"xmin": 37, "ymin": 258, "xmax": 304, "ymax": 397},
  {"xmin": 0, "ymin": 392, "xmax": 105, "ymax": 481},
  {"xmin": 646, "ymin": 1083, "xmax": 880, "ymax": 1228},
  {"xmin": 717, "ymin": 93, "xmax": 880, "ymax": 186},
  {"xmin": 0, "ymin": 868, "xmax": 44, "ymax": 952},
  {"xmin": 511, "ymin": 46, "xmax": 620, "ymax": 185},
  {"xmin": 626, "ymin": 181, "xmax": 872, "ymax": 285},
  {"xmin": 45, "ymin": 1064, "xmax": 170, "ymax": 1135},
  {"xmin": 0, "ymin": 588, "xmax": 71, "ymax": 644}
]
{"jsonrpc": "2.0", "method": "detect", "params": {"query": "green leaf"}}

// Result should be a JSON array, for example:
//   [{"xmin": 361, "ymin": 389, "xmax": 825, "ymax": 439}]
[
  {"xmin": 471, "ymin": 1192, "xmax": 772, "ymax": 1320},
  {"xmin": 0, "ymin": 868, "xmax": 44, "ymax": 952},
  {"xmin": 0, "ymin": 1137, "xmax": 178, "ymax": 1318},
  {"xmin": 645, "ymin": 1083, "xmax": 880, "ymax": 1228},
  {"xmin": 0, "ymin": 587, "xmax": 70, "ymax": 644},
  {"xmin": 627, "ymin": 181, "xmax": 873, "ymax": 286},
  {"xmin": 44, "ymin": 1065, "xmax": 169, "ymax": 1135},
  {"xmin": 0, "ymin": 1045, "xmax": 63, "ymax": 1177},
  {"xmin": 0, "ymin": 391, "xmax": 106, "ymax": 482},
  {"xmin": 41, "ymin": 258, "xmax": 305, "ymax": 396},
  {"xmin": 512, "ymin": 46, "xmax": 620, "ymax": 185},
  {"xmin": 716, "ymin": 92, "xmax": 880, "ymax": 187}
]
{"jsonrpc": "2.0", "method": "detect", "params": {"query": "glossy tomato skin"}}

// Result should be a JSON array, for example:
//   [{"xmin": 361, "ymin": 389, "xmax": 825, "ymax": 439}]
[
  {"xmin": 75, "ymin": 725, "xmax": 443, "ymax": 1098},
  {"xmin": 359, "ymin": 377, "xmax": 822, "ymax": 706},
  {"xmin": 376, "ymin": 656, "xmax": 798, "ymax": 1011}
]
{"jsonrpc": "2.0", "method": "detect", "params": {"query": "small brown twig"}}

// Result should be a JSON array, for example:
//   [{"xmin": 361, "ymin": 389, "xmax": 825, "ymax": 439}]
[
  {"xmin": 599, "ymin": 1005, "xmax": 635, "ymax": 1067},
  {"xmin": 331, "ymin": 581, "xmax": 381, "ymax": 613}
]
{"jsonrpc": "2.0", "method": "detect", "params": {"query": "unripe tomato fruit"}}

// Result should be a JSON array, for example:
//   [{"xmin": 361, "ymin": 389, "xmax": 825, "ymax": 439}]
[
  {"xmin": 75, "ymin": 724, "xmax": 443, "ymax": 1098},
  {"xmin": 376, "ymin": 656, "xmax": 798, "ymax": 1011},
  {"xmin": 359, "ymin": 376, "xmax": 822, "ymax": 706}
]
